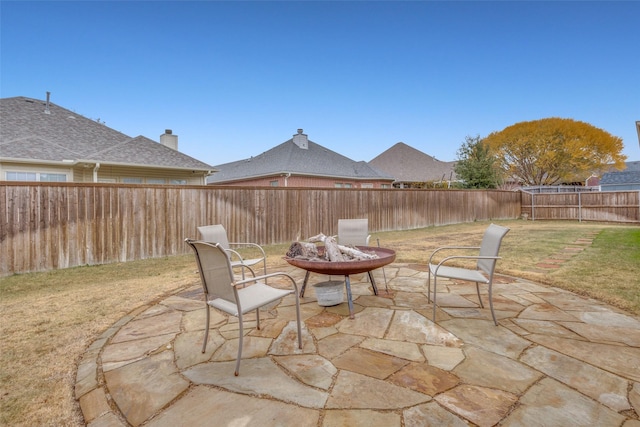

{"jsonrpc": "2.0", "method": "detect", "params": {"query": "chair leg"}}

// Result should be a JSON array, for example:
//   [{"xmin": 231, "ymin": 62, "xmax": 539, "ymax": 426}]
[
  {"xmin": 239, "ymin": 265, "xmax": 256, "ymax": 281},
  {"xmin": 432, "ymin": 276, "xmax": 438, "ymax": 322},
  {"xmin": 256, "ymin": 308, "xmax": 261, "ymax": 330},
  {"xmin": 235, "ymin": 313, "xmax": 244, "ymax": 376},
  {"xmin": 427, "ymin": 270, "xmax": 432, "ymax": 303},
  {"xmin": 475, "ymin": 282, "xmax": 485, "ymax": 308},
  {"xmin": 488, "ymin": 283, "xmax": 498, "ymax": 326},
  {"xmin": 202, "ymin": 305, "xmax": 210, "ymax": 353}
]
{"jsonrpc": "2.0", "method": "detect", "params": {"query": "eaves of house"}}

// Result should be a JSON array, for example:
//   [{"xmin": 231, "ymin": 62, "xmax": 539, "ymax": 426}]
[
  {"xmin": 207, "ymin": 129, "xmax": 394, "ymax": 184},
  {"xmin": 0, "ymin": 96, "xmax": 215, "ymax": 173}
]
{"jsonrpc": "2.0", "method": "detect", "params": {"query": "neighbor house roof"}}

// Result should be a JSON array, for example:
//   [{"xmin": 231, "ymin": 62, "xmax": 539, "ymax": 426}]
[
  {"xmin": 207, "ymin": 129, "xmax": 394, "ymax": 184},
  {"xmin": 368, "ymin": 142, "xmax": 457, "ymax": 183},
  {"xmin": 0, "ymin": 96, "xmax": 214, "ymax": 172},
  {"xmin": 600, "ymin": 171, "xmax": 640, "ymax": 186},
  {"xmin": 622, "ymin": 160, "xmax": 640, "ymax": 172},
  {"xmin": 599, "ymin": 160, "xmax": 640, "ymax": 191}
]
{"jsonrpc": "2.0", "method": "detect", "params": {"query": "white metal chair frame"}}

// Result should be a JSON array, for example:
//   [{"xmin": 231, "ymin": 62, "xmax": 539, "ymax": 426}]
[
  {"xmin": 197, "ymin": 224, "xmax": 267, "ymax": 279},
  {"xmin": 185, "ymin": 239, "xmax": 302, "ymax": 376},
  {"xmin": 427, "ymin": 224, "xmax": 509, "ymax": 326}
]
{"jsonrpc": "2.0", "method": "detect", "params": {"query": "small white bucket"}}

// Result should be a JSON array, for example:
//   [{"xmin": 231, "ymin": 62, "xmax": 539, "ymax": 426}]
[{"xmin": 313, "ymin": 281, "xmax": 344, "ymax": 306}]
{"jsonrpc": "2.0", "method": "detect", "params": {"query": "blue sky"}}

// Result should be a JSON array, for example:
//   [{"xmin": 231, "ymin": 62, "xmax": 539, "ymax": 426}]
[{"xmin": 2, "ymin": 1, "xmax": 639, "ymax": 166}]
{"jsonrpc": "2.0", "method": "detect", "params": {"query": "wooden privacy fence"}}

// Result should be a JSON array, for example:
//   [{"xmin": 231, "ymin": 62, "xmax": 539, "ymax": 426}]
[
  {"xmin": 1, "ymin": 183, "xmax": 520, "ymax": 276},
  {"xmin": 520, "ymin": 190, "xmax": 640, "ymax": 223}
]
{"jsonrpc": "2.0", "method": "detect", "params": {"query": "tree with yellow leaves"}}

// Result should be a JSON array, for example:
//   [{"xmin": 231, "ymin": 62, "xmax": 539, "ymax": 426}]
[{"xmin": 483, "ymin": 118, "xmax": 626, "ymax": 186}]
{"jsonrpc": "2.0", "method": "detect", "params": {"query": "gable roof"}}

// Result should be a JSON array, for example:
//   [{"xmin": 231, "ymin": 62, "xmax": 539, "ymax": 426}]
[
  {"xmin": 208, "ymin": 130, "xmax": 394, "ymax": 184},
  {"xmin": 0, "ymin": 96, "xmax": 214, "ymax": 171},
  {"xmin": 368, "ymin": 142, "xmax": 457, "ymax": 183}
]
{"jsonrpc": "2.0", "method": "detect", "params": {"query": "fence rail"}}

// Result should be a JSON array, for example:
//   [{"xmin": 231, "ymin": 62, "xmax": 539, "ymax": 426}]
[
  {"xmin": 1, "ymin": 183, "xmax": 521, "ymax": 276},
  {"xmin": 520, "ymin": 190, "xmax": 640, "ymax": 223}
]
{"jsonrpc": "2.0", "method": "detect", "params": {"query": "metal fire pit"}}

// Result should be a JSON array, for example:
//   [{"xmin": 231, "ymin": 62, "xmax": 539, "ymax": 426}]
[{"xmin": 284, "ymin": 246, "xmax": 396, "ymax": 318}]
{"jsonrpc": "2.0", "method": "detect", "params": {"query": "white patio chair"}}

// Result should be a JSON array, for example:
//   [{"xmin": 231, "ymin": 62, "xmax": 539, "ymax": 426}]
[
  {"xmin": 185, "ymin": 239, "xmax": 302, "ymax": 376},
  {"xmin": 337, "ymin": 218, "xmax": 371, "ymax": 246},
  {"xmin": 338, "ymin": 218, "xmax": 389, "ymax": 290},
  {"xmin": 427, "ymin": 223, "xmax": 510, "ymax": 325},
  {"xmin": 197, "ymin": 224, "xmax": 267, "ymax": 279}
]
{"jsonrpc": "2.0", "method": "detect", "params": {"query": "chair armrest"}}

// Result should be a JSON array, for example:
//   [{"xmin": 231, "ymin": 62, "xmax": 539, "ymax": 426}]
[
  {"xmin": 428, "ymin": 246, "xmax": 480, "ymax": 264},
  {"xmin": 433, "ymin": 255, "xmax": 501, "ymax": 272},
  {"xmin": 224, "ymin": 248, "xmax": 247, "ymax": 263},
  {"xmin": 228, "ymin": 242, "xmax": 267, "ymax": 258},
  {"xmin": 235, "ymin": 272, "xmax": 299, "ymax": 292}
]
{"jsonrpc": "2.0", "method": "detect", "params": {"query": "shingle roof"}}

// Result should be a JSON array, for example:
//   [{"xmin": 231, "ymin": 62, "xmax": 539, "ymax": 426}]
[
  {"xmin": 0, "ymin": 96, "xmax": 214, "ymax": 171},
  {"xmin": 368, "ymin": 142, "xmax": 457, "ymax": 183},
  {"xmin": 208, "ymin": 132, "xmax": 394, "ymax": 183},
  {"xmin": 600, "ymin": 171, "xmax": 640, "ymax": 185},
  {"xmin": 622, "ymin": 160, "xmax": 640, "ymax": 172}
]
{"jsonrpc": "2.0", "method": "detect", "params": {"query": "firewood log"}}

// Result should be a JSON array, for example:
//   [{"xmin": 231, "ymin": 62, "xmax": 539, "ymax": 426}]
[
  {"xmin": 307, "ymin": 233, "xmax": 377, "ymax": 260},
  {"xmin": 338, "ymin": 245, "xmax": 377, "ymax": 260},
  {"xmin": 286, "ymin": 241, "xmax": 319, "ymax": 259},
  {"xmin": 324, "ymin": 236, "xmax": 346, "ymax": 262}
]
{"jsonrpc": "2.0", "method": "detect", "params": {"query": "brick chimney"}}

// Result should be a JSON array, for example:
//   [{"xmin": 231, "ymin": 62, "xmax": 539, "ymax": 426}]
[
  {"xmin": 292, "ymin": 128, "xmax": 308, "ymax": 149},
  {"xmin": 160, "ymin": 129, "xmax": 178, "ymax": 150}
]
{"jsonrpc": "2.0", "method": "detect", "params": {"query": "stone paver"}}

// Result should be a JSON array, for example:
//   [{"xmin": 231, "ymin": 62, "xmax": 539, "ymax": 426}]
[
  {"xmin": 436, "ymin": 384, "xmax": 518, "ymax": 427},
  {"xmin": 76, "ymin": 264, "xmax": 640, "ymax": 426},
  {"xmin": 520, "ymin": 345, "xmax": 631, "ymax": 411},
  {"xmin": 502, "ymin": 378, "xmax": 626, "ymax": 426}
]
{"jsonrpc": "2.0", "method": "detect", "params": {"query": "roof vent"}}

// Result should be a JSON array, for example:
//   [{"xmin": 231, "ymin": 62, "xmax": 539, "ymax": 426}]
[{"xmin": 293, "ymin": 128, "xmax": 308, "ymax": 149}]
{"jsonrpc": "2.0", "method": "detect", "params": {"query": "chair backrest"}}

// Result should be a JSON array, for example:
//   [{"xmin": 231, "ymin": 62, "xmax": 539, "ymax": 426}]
[
  {"xmin": 185, "ymin": 239, "xmax": 236, "ymax": 303},
  {"xmin": 197, "ymin": 224, "xmax": 230, "ymax": 250},
  {"xmin": 477, "ymin": 224, "xmax": 510, "ymax": 275},
  {"xmin": 338, "ymin": 219, "xmax": 370, "ymax": 246}
]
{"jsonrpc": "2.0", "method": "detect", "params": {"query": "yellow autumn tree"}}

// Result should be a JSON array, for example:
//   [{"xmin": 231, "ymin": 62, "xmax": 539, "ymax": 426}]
[{"xmin": 483, "ymin": 118, "xmax": 626, "ymax": 186}]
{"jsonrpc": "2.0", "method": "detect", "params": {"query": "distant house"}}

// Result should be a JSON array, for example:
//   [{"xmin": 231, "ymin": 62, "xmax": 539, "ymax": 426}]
[
  {"xmin": 0, "ymin": 95, "xmax": 214, "ymax": 185},
  {"xmin": 600, "ymin": 161, "xmax": 640, "ymax": 191},
  {"xmin": 368, "ymin": 142, "xmax": 458, "ymax": 188},
  {"xmin": 207, "ymin": 129, "xmax": 395, "ymax": 188}
]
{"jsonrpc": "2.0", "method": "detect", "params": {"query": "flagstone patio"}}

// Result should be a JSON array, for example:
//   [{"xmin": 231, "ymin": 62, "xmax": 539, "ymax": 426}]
[{"xmin": 75, "ymin": 264, "xmax": 640, "ymax": 427}]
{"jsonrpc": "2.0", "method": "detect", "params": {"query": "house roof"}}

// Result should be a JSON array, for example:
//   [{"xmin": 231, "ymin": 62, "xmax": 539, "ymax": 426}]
[
  {"xmin": 0, "ymin": 96, "xmax": 214, "ymax": 171},
  {"xmin": 599, "ymin": 160, "xmax": 640, "ymax": 186},
  {"xmin": 368, "ymin": 142, "xmax": 457, "ymax": 183},
  {"xmin": 207, "ymin": 130, "xmax": 394, "ymax": 184},
  {"xmin": 600, "ymin": 170, "xmax": 640, "ymax": 185},
  {"xmin": 622, "ymin": 160, "xmax": 640, "ymax": 172}
]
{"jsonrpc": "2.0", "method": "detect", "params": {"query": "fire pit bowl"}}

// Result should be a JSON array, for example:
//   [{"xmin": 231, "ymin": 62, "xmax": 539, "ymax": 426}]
[
  {"xmin": 284, "ymin": 246, "xmax": 396, "ymax": 275},
  {"xmin": 285, "ymin": 245, "xmax": 396, "ymax": 319}
]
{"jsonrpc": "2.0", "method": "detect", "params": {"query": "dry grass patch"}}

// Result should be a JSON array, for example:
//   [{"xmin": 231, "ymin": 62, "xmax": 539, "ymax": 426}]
[{"xmin": 0, "ymin": 256, "xmax": 197, "ymax": 427}]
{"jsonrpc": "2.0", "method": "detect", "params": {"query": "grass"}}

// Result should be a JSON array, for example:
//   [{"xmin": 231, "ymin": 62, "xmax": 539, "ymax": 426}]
[{"xmin": 1, "ymin": 220, "xmax": 638, "ymax": 426}]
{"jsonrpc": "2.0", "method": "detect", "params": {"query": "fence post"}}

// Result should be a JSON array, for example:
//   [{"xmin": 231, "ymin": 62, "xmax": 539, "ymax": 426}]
[
  {"xmin": 531, "ymin": 192, "xmax": 535, "ymax": 221},
  {"xmin": 578, "ymin": 192, "xmax": 582, "ymax": 222}
]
